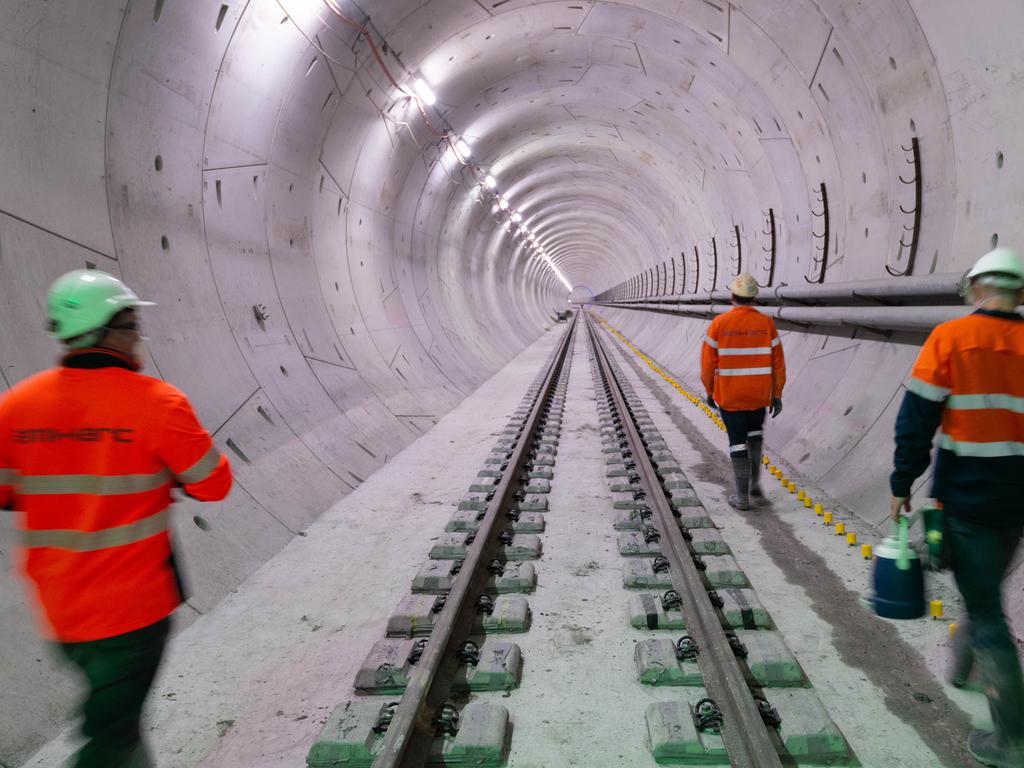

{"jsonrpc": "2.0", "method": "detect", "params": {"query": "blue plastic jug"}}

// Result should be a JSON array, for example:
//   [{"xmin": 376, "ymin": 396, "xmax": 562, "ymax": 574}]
[{"xmin": 871, "ymin": 516, "xmax": 925, "ymax": 619}]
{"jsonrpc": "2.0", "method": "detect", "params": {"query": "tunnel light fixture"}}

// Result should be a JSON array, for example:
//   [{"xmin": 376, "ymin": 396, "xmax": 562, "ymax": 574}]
[
  {"xmin": 484, "ymin": 174, "xmax": 497, "ymax": 189},
  {"xmin": 498, "ymin": 197, "xmax": 509, "ymax": 210},
  {"xmin": 491, "ymin": 203, "xmax": 500, "ymax": 214},
  {"xmin": 455, "ymin": 138, "xmax": 472, "ymax": 158},
  {"xmin": 511, "ymin": 211, "xmax": 522, "ymax": 223},
  {"xmin": 413, "ymin": 78, "xmax": 436, "ymax": 106}
]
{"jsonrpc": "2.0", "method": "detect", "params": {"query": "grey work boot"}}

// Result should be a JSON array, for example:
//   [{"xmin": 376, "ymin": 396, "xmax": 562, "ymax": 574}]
[
  {"xmin": 970, "ymin": 646, "xmax": 1024, "ymax": 767},
  {"xmin": 950, "ymin": 618, "xmax": 975, "ymax": 688},
  {"xmin": 968, "ymin": 730, "xmax": 1024, "ymax": 768},
  {"xmin": 747, "ymin": 437, "xmax": 764, "ymax": 500},
  {"xmin": 728, "ymin": 454, "xmax": 751, "ymax": 510}
]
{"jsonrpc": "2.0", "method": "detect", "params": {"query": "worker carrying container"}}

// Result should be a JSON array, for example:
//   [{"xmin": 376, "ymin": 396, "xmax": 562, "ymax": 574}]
[
  {"xmin": 889, "ymin": 247, "xmax": 1024, "ymax": 768},
  {"xmin": 0, "ymin": 269, "xmax": 233, "ymax": 768},
  {"xmin": 701, "ymin": 273, "xmax": 787, "ymax": 510}
]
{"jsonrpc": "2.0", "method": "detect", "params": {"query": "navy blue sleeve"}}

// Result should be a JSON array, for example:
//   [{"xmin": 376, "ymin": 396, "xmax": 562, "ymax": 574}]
[{"xmin": 890, "ymin": 390, "xmax": 944, "ymax": 497}]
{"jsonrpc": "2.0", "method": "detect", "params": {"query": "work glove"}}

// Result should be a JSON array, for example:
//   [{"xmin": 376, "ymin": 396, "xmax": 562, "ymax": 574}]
[
  {"xmin": 706, "ymin": 394, "xmax": 716, "ymax": 409},
  {"xmin": 770, "ymin": 398, "xmax": 783, "ymax": 418}
]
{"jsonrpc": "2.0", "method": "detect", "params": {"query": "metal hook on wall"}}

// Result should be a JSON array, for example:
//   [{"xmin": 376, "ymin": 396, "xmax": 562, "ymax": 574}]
[
  {"xmin": 805, "ymin": 183, "xmax": 830, "ymax": 284},
  {"xmin": 691, "ymin": 244, "xmax": 701, "ymax": 294},
  {"xmin": 886, "ymin": 136, "xmax": 922, "ymax": 277},
  {"xmin": 728, "ymin": 225, "xmax": 742, "ymax": 277},
  {"xmin": 706, "ymin": 236, "xmax": 719, "ymax": 292},
  {"xmin": 758, "ymin": 208, "xmax": 776, "ymax": 288}
]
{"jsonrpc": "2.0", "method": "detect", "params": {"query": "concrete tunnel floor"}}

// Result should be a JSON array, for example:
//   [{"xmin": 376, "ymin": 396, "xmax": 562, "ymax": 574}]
[{"xmin": 23, "ymin": 321, "xmax": 993, "ymax": 768}]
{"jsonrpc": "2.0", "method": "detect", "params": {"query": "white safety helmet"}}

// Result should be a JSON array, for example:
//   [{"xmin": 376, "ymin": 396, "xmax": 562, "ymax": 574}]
[
  {"xmin": 961, "ymin": 247, "xmax": 1024, "ymax": 302},
  {"xmin": 728, "ymin": 273, "xmax": 759, "ymax": 299}
]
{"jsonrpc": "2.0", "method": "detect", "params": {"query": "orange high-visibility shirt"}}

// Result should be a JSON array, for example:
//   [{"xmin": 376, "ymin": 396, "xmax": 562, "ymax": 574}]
[
  {"xmin": 0, "ymin": 350, "xmax": 232, "ymax": 642},
  {"xmin": 701, "ymin": 306, "xmax": 786, "ymax": 411}
]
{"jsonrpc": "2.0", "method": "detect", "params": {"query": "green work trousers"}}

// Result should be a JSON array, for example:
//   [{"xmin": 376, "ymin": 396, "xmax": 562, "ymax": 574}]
[{"xmin": 59, "ymin": 617, "xmax": 170, "ymax": 768}]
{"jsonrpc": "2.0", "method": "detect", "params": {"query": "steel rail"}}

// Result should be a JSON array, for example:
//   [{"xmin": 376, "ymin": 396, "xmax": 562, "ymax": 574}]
[
  {"xmin": 584, "ymin": 311, "xmax": 784, "ymax": 768},
  {"xmin": 372, "ymin": 314, "xmax": 578, "ymax": 768}
]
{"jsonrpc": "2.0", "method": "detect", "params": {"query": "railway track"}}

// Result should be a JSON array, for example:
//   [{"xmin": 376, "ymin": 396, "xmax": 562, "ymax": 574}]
[{"xmin": 304, "ymin": 310, "xmax": 856, "ymax": 767}]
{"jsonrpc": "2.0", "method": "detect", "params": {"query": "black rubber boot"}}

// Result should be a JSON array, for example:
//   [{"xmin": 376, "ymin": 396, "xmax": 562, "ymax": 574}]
[
  {"xmin": 728, "ymin": 454, "xmax": 751, "ymax": 511},
  {"xmin": 950, "ymin": 618, "xmax": 975, "ymax": 688},
  {"xmin": 747, "ymin": 437, "xmax": 764, "ymax": 500},
  {"xmin": 970, "ymin": 646, "xmax": 1024, "ymax": 767}
]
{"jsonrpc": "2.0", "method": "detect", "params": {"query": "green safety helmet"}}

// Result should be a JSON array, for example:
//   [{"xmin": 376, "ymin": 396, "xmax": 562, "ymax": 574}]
[{"xmin": 47, "ymin": 269, "xmax": 155, "ymax": 345}]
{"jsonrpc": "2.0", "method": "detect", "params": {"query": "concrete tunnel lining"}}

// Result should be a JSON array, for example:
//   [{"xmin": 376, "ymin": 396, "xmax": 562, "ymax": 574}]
[{"xmin": 1, "ymin": 0, "xmax": 1023, "ymax": 764}]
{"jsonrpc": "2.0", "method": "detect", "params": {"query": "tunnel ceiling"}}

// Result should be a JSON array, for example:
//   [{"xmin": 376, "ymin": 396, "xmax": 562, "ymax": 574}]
[{"xmin": 281, "ymin": 0, "xmax": 954, "ymax": 301}]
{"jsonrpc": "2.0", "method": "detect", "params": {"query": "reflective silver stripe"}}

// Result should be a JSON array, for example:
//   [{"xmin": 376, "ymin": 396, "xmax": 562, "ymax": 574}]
[
  {"xmin": 704, "ymin": 336, "xmax": 719, "ymax": 349},
  {"xmin": 0, "ymin": 467, "xmax": 14, "ymax": 486},
  {"xmin": 946, "ymin": 393, "xmax": 1024, "ymax": 414},
  {"xmin": 718, "ymin": 367, "xmax": 773, "ymax": 376},
  {"xmin": 176, "ymin": 447, "xmax": 223, "ymax": 485},
  {"xmin": 748, "ymin": 430, "xmax": 764, "ymax": 438},
  {"xmin": 18, "ymin": 469, "xmax": 173, "ymax": 496},
  {"xmin": 719, "ymin": 347, "xmax": 772, "ymax": 356},
  {"xmin": 905, "ymin": 376, "xmax": 951, "ymax": 402},
  {"xmin": 21, "ymin": 509, "xmax": 169, "ymax": 552},
  {"xmin": 771, "ymin": 337, "xmax": 781, "ymax": 348},
  {"xmin": 728, "ymin": 444, "xmax": 747, "ymax": 452},
  {"xmin": 939, "ymin": 434, "xmax": 1024, "ymax": 458}
]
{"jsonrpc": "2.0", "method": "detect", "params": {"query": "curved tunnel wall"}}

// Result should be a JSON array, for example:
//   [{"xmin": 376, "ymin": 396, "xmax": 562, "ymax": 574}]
[{"xmin": 1, "ymin": 0, "xmax": 1022, "ymax": 763}]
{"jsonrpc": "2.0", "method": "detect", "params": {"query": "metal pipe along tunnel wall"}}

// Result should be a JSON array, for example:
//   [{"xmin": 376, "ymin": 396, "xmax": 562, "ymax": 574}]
[{"xmin": 0, "ymin": 0, "xmax": 1022, "ymax": 763}]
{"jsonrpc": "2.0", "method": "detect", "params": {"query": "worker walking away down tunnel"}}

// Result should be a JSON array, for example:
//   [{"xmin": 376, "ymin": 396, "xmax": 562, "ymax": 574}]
[
  {"xmin": 890, "ymin": 248, "xmax": 1024, "ymax": 768},
  {"xmin": 0, "ymin": 270, "xmax": 233, "ymax": 768},
  {"xmin": 701, "ymin": 273, "xmax": 786, "ymax": 511}
]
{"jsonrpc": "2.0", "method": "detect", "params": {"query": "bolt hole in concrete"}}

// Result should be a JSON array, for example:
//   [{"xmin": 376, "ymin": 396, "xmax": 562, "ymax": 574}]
[
  {"xmin": 160, "ymin": 235, "xmax": 169, "ymax": 251},
  {"xmin": 997, "ymin": 150, "xmax": 1004, "ymax": 168},
  {"xmin": 154, "ymin": 154, "xmax": 163, "ymax": 171},
  {"xmin": 193, "ymin": 515, "xmax": 211, "ymax": 531},
  {"xmin": 992, "ymin": 233, "xmax": 999, "ymax": 248},
  {"xmin": 910, "ymin": 117, "xmax": 917, "ymax": 132},
  {"xmin": 280, "ymin": 365, "xmax": 288, "ymax": 376},
  {"xmin": 889, "ymin": 55, "xmax": 897, "ymax": 69}
]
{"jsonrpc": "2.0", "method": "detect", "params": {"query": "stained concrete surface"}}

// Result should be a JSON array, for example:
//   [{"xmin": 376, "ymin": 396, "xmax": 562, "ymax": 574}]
[{"xmin": 597, "ymin": 321, "xmax": 997, "ymax": 767}]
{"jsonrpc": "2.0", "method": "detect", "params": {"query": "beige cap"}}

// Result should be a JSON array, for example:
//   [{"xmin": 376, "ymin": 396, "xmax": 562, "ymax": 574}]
[{"xmin": 728, "ymin": 273, "xmax": 759, "ymax": 298}]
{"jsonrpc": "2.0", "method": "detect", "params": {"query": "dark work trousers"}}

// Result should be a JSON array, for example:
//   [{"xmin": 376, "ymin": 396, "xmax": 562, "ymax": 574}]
[
  {"xmin": 59, "ymin": 618, "xmax": 171, "ymax": 768},
  {"xmin": 719, "ymin": 407, "xmax": 766, "ymax": 457},
  {"xmin": 945, "ymin": 514, "xmax": 1024, "ymax": 749}
]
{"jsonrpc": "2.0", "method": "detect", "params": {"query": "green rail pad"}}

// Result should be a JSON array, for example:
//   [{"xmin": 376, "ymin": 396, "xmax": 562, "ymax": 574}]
[
  {"xmin": 677, "ymin": 510, "xmax": 716, "ymax": 529},
  {"xmin": 413, "ymin": 559, "xmax": 463, "ymax": 594},
  {"xmin": 715, "ymin": 588, "xmax": 773, "ymax": 630},
  {"xmin": 609, "ymin": 478, "xmax": 641, "ymax": 492},
  {"xmin": 656, "ymin": 461, "xmax": 685, "ymax": 476},
  {"xmin": 623, "ymin": 559, "xmax": 674, "ymax": 589},
  {"xmin": 650, "ymin": 450, "xmax": 677, "ymax": 464},
  {"xmin": 645, "ymin": 698, "xmax": 729, "ymax": 765},
  {"xmin": 500, "ymin": 427, "xmax": 522, "ymax": 437},
  {"xmin": 527, "ymin": 466, "xmax": 554, "ymax": 480},
  {"xmin": 489, "ymin": 446, "xmax": 513, "ymax": 457},
  {"xmin": 451, "ymin": 640, "xmax": 522, "ymax": 692},
  {"xmin": 612, "ymin": 491, "xmax": 647, "ymax": 510},
  {"xmin": 629, "ymin": 592, "xmax": 686, "ymax": 630},
  {"xmin": 478, "ymin": 467, "xmax": 505, "ymax": 478},
  {"xmin": 469, "ymin": 477, "xmax": 501, "ymax": 493},
  {"xmin": 508, "ymin": 512, "xmax": 545, "ymax": 533},
  {"xmin": 618, "ymin": 531, "xmax": 663, "ymax": 556},
  {"xmin": 762, "ymin": 689, "xmax": 851, "ymax": 764},
  {"xmin": 522, "ymin": 478, "xmax": 551, "ymax": 494},
  {"xmin": 670, "ymin": 488, "xmax": 703, "ymax": 508},
  {"xmin": 354, "ymin": 638, "xmax": 424, "ymax": 695},
  {"xmin": 604, "ymin": 442, "xmax": 627, "ymax": 454},
  {"xmin": 430, "ymin": 533, "xmax": 474, "ymax": 560},
  {"xmin": 494, "ymin": 438, "xmax": 516, "ymax": 448},
  {"xmin": 606, "ymin": 452, "xmax": 631, "ymax": 465},
  {"xmin": 473, "ymin": 595, "xmax": 531, "ymax": 633},
  {"xmin": 607, "ymin": 463, "xmax": 633, "ymax": 478},
  {"xmin": 536, "ymin": 434, "xmax": 559, "ymax": 446},
  {"xmin": 730, "ymin": 630, "xmax": 808, "ymax": 688},
  {"xmin": 485, "ymin": 561, "xmax": 536, "ymax": 593},
  {"xmin": 658, "ymin": 464, "xmax": 689, "ymax": 480},
  {"xmin": 387, "ymin": 594, "xmax": 444, "ymax": 638},
  {"xmin": 684, "ymin": 529, "xmax": 731, "ymax": 556},
  {"xmin": 306, "ymin": 700, "xmax": 389, "ymax": 768},
  {"xmin": 447, "ymin": 510, "xmax": 487, "ymax": 532},
  {"xmin": 532, "ymin": 453, "xmax": 556, "ymax": 466},
  {"xmin": 484, "ymin": 455, "xmax": 508, "ymax": 466},
  {"xmin": 662, "ymin": 476, "xmax": 693, "ymax": 491},
  {"xmin": 533, "ymin": 443, "xmax": 557, "ymax": 456},
  {"xmin": 498, "ymin": 533, "xmax": 543, "ymax": 560},
  {"xmin": 459, "ymin": 493, "xmax": 494, "ymax": 512},
  {"xmin": 613, "ymin": 507, "xmax": 655, "ymax": 531},
  {"xmin": 698, "ymin": 555, "xmax": 750, "ymax": 588},
  {"xmin": 635, "ymin": 638, "xmax": 704, "ymax": 686},
  {"xmin": 509, "ymin": 494, "xmax": 548, "ymax": 512},
  {"xmin": 645, "ymin": 442, "xmax": 671, "ymax": 454}
]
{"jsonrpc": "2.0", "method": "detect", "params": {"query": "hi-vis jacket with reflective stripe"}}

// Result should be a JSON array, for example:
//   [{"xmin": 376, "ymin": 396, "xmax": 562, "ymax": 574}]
[
  {"xmin": 701, "ymin": 306, "xmax": 787, "ymax": 411},
  {"xmin": 0, "ymin": 350, "xmax": 232, "ymax": 642},
  {"xmin": 891, "ymin": 310, "xmax": 1024, "ymax": 526}
]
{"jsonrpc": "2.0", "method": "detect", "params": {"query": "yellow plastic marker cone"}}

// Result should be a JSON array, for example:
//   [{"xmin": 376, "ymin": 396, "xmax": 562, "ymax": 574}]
[
  {"xmin": 797, "ymin": 490, "xmax": 806, "ymax": 501},
  {"xmin": 788, "ymin": 482, "xmax": 797, "ymax": 493},
  {"xmin": 835, "ymin": 522, "xmax": 846, "ymax": 535},
  {"xmin": 769, "ymin": 465, "xmax": 777, "ymax": 474},
  {"xmin": 762, "ymin": 456, "xmax": 770, "ymax": 465},
  {"xmin": 949, "ymin": 622, "xmax": 958, "ymax": 639},
  {"xmin": 823, "ymin": 512, "xmax": 833, "ymax": 525},
  {"xmin": 846, "ymin": 532, "xmax": 857, "ymax": 546},
  {"xmin": 803, "ymin": 497, "xmax": 813, "ymax": 509},
  {"xmin": 861, "ymin": 543, "xmax": 873, "ymax": 559},
  {"xmin": 930, "ymin": 600, "xmax": 944, "ymax": 619},
  {"xmin": 813, "ymin": 503, "xmax": 824, "ymax": 516}
]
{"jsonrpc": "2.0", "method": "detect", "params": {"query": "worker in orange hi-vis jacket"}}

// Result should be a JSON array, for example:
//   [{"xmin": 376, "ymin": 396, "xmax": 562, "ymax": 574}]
[
  {"xmin": 890, "ymin": 248, "xmax": 1024, "ymax": 768},
  {"xmin": 0, "ymin": 270, "xmax": 232, "ymax": 768},
  {"xmin": 701, "ymin": 273, "xmax": 786, "ymax": 511}
]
